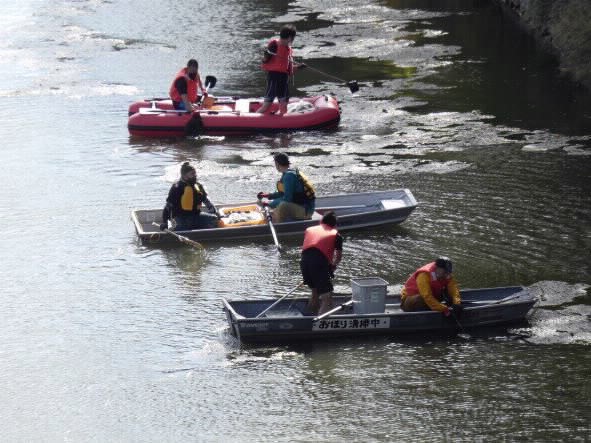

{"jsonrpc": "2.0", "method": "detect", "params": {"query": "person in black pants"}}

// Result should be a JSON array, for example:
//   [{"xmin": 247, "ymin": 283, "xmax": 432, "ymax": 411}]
[{"xmin": 300, "ymin": 212, "xmax": 343, "ymax": 315}]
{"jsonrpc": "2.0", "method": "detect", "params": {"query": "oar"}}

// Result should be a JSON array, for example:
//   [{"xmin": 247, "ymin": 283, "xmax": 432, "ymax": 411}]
[
  {"xmin": 265, "ymin": 49, "xmax": 359, "ymax": 93},
  {"xmin": 313, "ymin": 300, "xmax": 354, "ymax": 321},
  {"xmin": 301, "ymin": 63, "xmax": 359, "ymax": 93},
  {"xmin": 151, "ymin": 222, "xmax": 204, "ymax": 249},
  {"xmin": 262, "ymin": 205, "xmax": 281, "ymax": 252},
  {"xmin": 255, "ymin": 281, "xmax": 305, "ymax": 318}
]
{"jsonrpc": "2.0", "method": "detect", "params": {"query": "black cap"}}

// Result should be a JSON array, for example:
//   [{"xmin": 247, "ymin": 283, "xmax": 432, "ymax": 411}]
[{"xmin": 435, "ymin": 257, "xmax": 453, "ymax": 273}]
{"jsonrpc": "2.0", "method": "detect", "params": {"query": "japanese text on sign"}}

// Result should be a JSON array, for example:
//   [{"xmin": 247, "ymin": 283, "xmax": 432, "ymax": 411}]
[{"xmin": 312, "ymin": 317, "xmax": 389, "ymax": 331}]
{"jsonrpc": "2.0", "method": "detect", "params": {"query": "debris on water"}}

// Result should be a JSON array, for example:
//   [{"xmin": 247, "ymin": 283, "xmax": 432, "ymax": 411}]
[{"xmin": 514, "ymin": 281, "xmax": 591, "ymax": 344}]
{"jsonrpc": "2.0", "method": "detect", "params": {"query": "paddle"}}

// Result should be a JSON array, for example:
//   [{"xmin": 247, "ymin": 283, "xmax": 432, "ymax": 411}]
[
  {"xmin": 262, "ymin": 205, "xmax": 281, "ymax": 252},
  {"xmin": 255, "ymin": 281, "xmax": 305, "ymax": 318},
  {"xmin": 204, "ymin": 75, "xmax": 217, "ymax": 89},
  {"xmin": 151, "ymin": 222, "xmax": 204, "ymax": 249}
]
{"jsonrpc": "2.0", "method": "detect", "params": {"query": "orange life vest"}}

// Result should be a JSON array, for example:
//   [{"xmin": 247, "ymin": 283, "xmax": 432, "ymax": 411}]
[
  {"xmin": 261, "ymin": 39, "xmax": 293, "ymax": 74},
  {"xmin": 169, "ymin": 68, "xmax": 200, "ymax": 103},
  {"xmin": 302, "ymin": 224, "xmax": 337, "ymax": 264},
  {"xmin": 403, "ymin": 262, "xmax": 451, "ymax": 299}
]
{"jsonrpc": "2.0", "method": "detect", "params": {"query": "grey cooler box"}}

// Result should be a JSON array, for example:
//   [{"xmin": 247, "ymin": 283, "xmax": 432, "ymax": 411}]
[{"xmin": 351, "ymin": 277, "xmax": 388, "ymax": 314}]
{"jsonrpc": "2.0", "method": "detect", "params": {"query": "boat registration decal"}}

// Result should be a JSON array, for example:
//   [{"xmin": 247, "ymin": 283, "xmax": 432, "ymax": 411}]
[{"xmin": 312, "ymin": 317, "xmax": 390, "ymax": 331}]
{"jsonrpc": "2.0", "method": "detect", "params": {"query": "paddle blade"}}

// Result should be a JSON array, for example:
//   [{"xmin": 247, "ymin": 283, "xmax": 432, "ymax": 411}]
[
  {"xmin": 205, "ymin": 75, "xmax": 217, "ymax": 89},
  {"xmin": 347, "ymin": 80, "xmax": 359, "ymax": 93}
]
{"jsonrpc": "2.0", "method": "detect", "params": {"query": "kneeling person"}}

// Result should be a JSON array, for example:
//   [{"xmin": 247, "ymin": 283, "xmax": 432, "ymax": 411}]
[
  {"xmin": 400, "ymin": 257, "xmax": 463, "ymax": 317},
  {"xmin": 160, "ymin": 162, "xmax": 219, "ymax": 231},
  {"xmin": 300, "ymin": 212, "xmax": 343, "ymax": 315}
]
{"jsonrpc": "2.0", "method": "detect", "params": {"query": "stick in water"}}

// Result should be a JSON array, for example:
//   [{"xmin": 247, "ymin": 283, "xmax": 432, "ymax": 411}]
[{"xmin": 151, "ymin": 222, "xmax": 204, "ymax": 249}]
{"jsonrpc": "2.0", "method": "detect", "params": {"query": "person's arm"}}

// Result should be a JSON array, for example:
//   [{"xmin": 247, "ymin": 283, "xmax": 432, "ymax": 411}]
[
  {"xmin": 416, "ymin": 272, "xmax": 448, "ymax": 312},
  {"xmin": 161, "ymin": 185, "xmax": 179, "ymax": 228},
  {"xmin": 447, "ymin": 277, "xmax": 461, "ymax": 304},
  {"xmin": 197, "ymin": 75, "xmax": 207, "ymax": 97},
  {"xmin": 175, "ymin": 77, "xmax": 193, "ymax": 111},
  {"xmin": 270, "ymin": 172, "xmax": 296, "ymax": 208},
  {"xmin": 332, "ymin": 234, "xmax": 343, "ymax": 269}
]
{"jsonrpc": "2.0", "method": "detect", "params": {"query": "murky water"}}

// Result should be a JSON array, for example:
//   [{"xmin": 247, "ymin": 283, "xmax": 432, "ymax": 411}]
[{"xmin": 1, "ymin": 0, "xmax": 590, "ymax": 441}]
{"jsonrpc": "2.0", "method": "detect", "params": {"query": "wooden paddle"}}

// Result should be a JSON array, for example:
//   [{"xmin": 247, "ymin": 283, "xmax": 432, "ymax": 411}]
[{"xmin": 151, "ymin": 222, "xmax": 204, "ymax": 249}]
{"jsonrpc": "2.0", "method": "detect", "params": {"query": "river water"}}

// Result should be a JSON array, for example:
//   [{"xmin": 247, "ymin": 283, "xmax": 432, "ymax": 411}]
[{"xmin": 1, "ymin": 0, "xmax": 590, "ymax": 441}]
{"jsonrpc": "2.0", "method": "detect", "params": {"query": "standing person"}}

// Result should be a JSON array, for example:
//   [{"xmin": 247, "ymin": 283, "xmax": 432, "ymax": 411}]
[
  {"xmin": 257, "ymin": 24, "xmax": 306, "ymax": 115},
  {"xmin": 257, "ymin": 152, "xmax": 315, "ymax": 223},
  {"xmin": 169, "ymin": 59, "xmax": 207, "ymax": 112},
  {"xmin": 400, "ymin": 257, "xmax": 463, "ymax": 317},
  {"xmin": 160, "ymin": 162, "xmax": 219, "ymax": 231},
  {"xmin": 300, "ymin": 212, "xmax": 343, "ymax": 315}
]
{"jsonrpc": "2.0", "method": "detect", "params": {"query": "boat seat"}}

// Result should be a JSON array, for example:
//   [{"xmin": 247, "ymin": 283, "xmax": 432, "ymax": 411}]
[{"xmin": 235, "ymin": 99, "xmax": 251, "ymax": 114}]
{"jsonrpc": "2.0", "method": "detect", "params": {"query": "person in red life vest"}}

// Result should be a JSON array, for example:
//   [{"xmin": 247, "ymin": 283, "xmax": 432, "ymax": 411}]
[
  {"xmin": 257, "ymin": 24, "xmax": 306, "ymax": 116},
  {"xmin": 400, "ymin": 257, "xmax": 464, "ymax": 318},
  {"xmin": 169, "ymin": 59, "xmax": 207, "ymax": 112},
  {"xmin": 160, "ymin": 162, "xmax": 219, "ymax": 231},
  {"xmin": 300, "ymin": 211, "xmax": 343, "ymax": 315}
]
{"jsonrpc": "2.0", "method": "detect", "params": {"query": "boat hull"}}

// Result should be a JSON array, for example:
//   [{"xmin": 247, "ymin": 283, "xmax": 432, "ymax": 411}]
[
  {"xmin": 131, "ymin": 189, "xmax": 418, "ymax": 246},
  {"xmin": 223, "ymin": 287, "xmax": 537, "ymax": 344},
  {"xmin": 127, "ymin": 95, "xmax": 340, "ymax": 137}
]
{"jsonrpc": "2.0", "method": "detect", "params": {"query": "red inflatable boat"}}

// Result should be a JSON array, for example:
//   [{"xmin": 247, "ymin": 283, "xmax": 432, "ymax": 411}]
[{"xmin": 127, "ymin": 95, "xmax": 340, "ymax": 137}]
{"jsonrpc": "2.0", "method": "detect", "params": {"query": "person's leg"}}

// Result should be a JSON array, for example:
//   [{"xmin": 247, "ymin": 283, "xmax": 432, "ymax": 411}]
[
  {"xmin": 276, "ymin": 74, "xmax": 289, "ymax": 115},
  {"xmin": 400, "ymin": 294, "xmax": 430, "ymax": 312},
  {"xmin": 318, "ymin": 292, "xmax": 333, "ymax": 315},
  {"xmin": 192, "ymin": 213, "xmax": 219, "ymax": 229},
  {"xmin": 257, "ymin": 73, "xmax": 276, "ymax": 114},
  {"xmin": 301, "ymin": 249, "xmax": 325, "ymax": 315},
  {"xmin": 272, "ymin": 202, "xmax": 306, "ymax": 223},
  {"xmin": 307, "ymin": 288, "xmax": 319, "ymax": 315},
  {"xmin": 172, "ymin": 215, "xmax": 192, "ymax": 231}
]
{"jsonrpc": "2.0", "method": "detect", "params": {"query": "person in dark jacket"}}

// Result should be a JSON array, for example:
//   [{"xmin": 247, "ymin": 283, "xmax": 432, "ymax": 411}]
[{"xmin": 160, "ymin": 162, "xmax": 219, "ymax": 231}]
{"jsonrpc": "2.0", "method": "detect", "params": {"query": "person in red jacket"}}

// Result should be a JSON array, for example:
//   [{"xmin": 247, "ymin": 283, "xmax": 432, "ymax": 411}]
[
  {"xmin": 400, "ymin": 257, "xmax": 463, "ymax": 318},
  {"xmin": 300, "ymin": 212, "xmax": 343, "ymax": 315},
  {"xmin": 169, "ymin": 59, "xmax": 207, "ymax": 112},
  {"xmin": 257, "ymin": 24, "xmax": 306, "ymax": 116}
]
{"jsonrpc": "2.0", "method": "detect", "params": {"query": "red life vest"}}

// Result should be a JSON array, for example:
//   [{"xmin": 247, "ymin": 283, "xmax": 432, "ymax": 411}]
[
  {"xmin": 403, "ymin": 262, "xmax": 451, "ymax": 299},
  {"xmin": 261, "ymin": 39, "xmax": 293, "ymax": 74},
  {"xmin": 169, "ymin": 68, "xmax": 199, "ymax": 103},
  {"xmin": 302, "ymin": 224, "xmax": 337, "ymax": 264}
]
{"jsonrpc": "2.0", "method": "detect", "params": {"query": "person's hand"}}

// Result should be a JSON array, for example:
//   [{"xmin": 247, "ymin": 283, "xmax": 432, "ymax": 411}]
[
  {"xmin": 159, "ymin": 223, "xmax": 168, "ymax": 231},
  {"xmin": 260, "ymin": 201, "xmax": 269, "ymax": 207},
  {"xmin": 329, "ymin": 264, "xmax": 336, "ymax": 279},
  {"xmin": 451, "ymin": 304, "xmax": 464, "ymax": 319},
  {"xmin": 203, "ymin": 92, "xmax": 208, "ymax": 98},
  {"xmin": 257, "ymin": 192, "xmax": 269, "ymax": 200}
]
